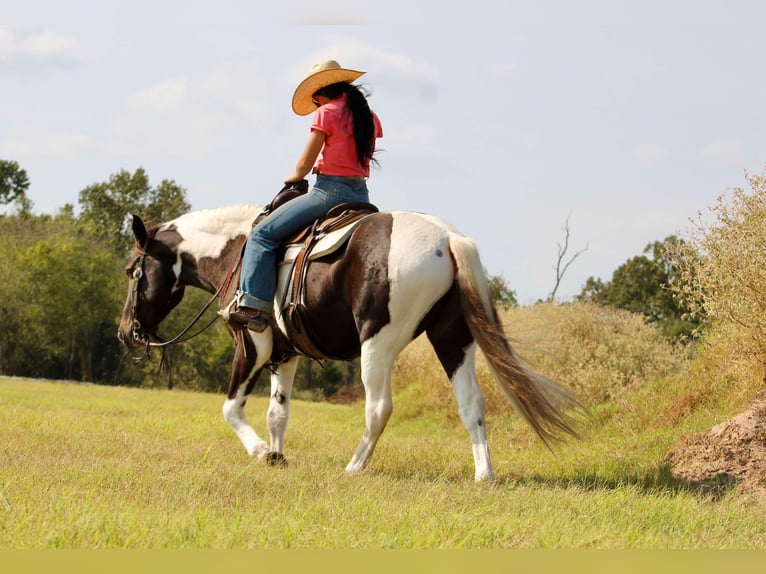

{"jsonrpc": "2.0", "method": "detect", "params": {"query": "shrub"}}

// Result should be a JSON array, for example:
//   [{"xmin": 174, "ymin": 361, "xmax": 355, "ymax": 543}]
[
  {"xmin": 672, "ymin": 168, "xmax": 766, "ymax": 384},
  {"xmin": 498, "ymin": 302, "xmax": 688, "ymax": 406}
]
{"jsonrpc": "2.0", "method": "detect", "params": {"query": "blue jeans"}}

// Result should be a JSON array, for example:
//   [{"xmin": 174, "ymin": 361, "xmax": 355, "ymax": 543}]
[{"xmin": 238, "ymin": 174, "xmax": 370, "ymax": 312}]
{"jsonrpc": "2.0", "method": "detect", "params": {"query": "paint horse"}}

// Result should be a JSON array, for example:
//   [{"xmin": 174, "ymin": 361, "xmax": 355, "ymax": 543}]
[{"xmin": 117, "ymin": 204, "xmax": 583, "ymax": 481}]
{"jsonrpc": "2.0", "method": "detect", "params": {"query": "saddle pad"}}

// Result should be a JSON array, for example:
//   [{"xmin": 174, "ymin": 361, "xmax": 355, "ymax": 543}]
[{"xmin": 279, "ymin": 215, "xmax": 369, "ymax": 266}]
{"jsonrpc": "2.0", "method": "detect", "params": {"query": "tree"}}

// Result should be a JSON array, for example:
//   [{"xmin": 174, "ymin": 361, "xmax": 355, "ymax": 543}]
[
  {"xmin": 486, "ymin": 271, "xmax": 518, "ymax": 309},
  {"xmin": 0, "ymin": 160, "xmax": 30, "ymax": 205},
  {"xmin": 549, "ymin": 213, "xmax": 588, "ymax": 302},
  {"xmin": 578, "ymin": 235, "xmax": 698, "ymax": 340},
  {"xmin": 78, "ymin": 167, "xmax": 190, "ymax": 255},
  {"xmin": 0, "ymin": 211, "xmax": 126, "ymax": 381}
]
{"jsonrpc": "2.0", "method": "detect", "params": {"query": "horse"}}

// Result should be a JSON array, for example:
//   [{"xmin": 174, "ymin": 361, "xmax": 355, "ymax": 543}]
[{"xmin": 117, "ymin": 203, "xmax": 584, "ymax": 481}]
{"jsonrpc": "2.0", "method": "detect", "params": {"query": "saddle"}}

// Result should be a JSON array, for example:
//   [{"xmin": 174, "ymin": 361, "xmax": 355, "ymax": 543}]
[
  {"xmin": 227, "ymin": 180, "xmax": 378, "ymax": 359},
  {"xmin": 280, "ymin": 200, "xmax": 377, "ymax": 358}
]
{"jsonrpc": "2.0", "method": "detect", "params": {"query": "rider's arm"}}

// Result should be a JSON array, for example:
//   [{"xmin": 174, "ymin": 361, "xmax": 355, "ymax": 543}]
[{"xmin": 284, "ymin": 129, "xmax": 326, "ymax": 184}]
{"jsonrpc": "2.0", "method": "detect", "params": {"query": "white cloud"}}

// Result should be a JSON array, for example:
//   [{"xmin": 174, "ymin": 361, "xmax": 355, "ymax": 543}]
[
  {"xmin": 631, "ymin": 143, "xmax": 670, "ymax": 166},
  {"xmin": 0, "ymin": 129, "xmax": 94, "ymax": 158},
  {"xmin": 203, "ymin": 64, "xmax": 274, "ymax": 126},
  {"xmin": 109, "ymin": 64, "xmax": 275, "ymax": 157},
  {"xmin": 286, "ymin": 38, "xmax": 439, "ymax": 87},
  {"xmin": 0, "ymin": 27, "xmax": 14, "ymax": 60},
  {"xmin": 129, "ymin": 79, "xmax": 190, "ymax": 111},
  {"xmin": 701, "ymin": 139, "xmax": 744, "ymax": 166},
  {"xmin": 280, "ymin": 3, "xmax": 383, "ymax": 26},
  {"xmin": 487, "ymin": 61, "xmax": 521, "ymax": 77},
  {"xmin": 21, "ymin": 32, "xmax": 82, "ymax": 61},
  {"xmin": 0, "ymin": 26, "xmax": 87, "ymax": 68}
]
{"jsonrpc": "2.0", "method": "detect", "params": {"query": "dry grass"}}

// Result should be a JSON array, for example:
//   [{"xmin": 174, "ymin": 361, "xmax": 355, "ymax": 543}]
[{"xmin": 392, "ymin": 301, "xmax": 689, "ymax": 421}]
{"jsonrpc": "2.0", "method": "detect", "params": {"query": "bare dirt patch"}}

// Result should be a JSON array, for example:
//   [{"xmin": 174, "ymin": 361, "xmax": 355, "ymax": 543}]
[{"xmin": 665, "ymin": 397, "xmax": 766, "ymax": 503}]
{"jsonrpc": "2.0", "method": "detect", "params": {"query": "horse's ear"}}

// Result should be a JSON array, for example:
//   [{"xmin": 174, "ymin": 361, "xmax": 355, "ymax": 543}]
[{"xmin": 132, "ymin": 214, "xmax": 148, "ymax": 247}]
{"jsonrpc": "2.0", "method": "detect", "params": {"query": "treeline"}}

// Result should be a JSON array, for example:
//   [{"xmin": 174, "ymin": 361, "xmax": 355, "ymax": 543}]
[
  {"xmin": 0, "ymin": 164, "xmax": 357, "ymax": 395},
  {"xmin": 1, "ymin": 165, "xmax": 187, "ymax": 386}
]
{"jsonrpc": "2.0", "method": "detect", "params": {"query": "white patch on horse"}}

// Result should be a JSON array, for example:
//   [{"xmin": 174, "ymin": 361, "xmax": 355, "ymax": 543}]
[
  {"xmin": 221, "ymin": 327, "xmax": 273, "ymax": 459},
  {"xmin": 450, "ymin": 342, "xmax": 494, "ymax": 481},
  {"xmin": 171, "ymin": 254, "xmax": 183, "ymax": 292},
  {"xmin": 415, "ymin": 212, "xmax": 463, "ymax": 235},
  {"xmin": 344, "ymin": 213, "xmax": 458, "ymax": 476},
  {"xmin": 167, "ymin": 205, "xmax": 263, "ymax": 260},
  {"xmin": 386, "ymin": 212, "xmax": 455, "ymax": 337}
]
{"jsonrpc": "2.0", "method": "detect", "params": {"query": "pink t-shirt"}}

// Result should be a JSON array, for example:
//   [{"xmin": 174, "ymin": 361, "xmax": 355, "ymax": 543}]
[{"xmin": 311, "ymin": 93, "xmax": 383, "ymax": 178}]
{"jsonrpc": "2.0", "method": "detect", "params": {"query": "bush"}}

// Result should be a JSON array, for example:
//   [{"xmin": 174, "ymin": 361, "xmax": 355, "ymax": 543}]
[
  {"xmin": 672, "ymin": 168, "xmax": 766, "ymax": 383},
  {"xmin": 499, "ymin": 302, "xmax": 688, "ymax": 406}
]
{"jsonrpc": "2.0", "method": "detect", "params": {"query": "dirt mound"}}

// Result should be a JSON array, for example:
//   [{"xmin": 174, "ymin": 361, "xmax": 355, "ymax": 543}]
[{"xmin": 665, "ymin": 397, "xmax": 766, "ymax": 502}]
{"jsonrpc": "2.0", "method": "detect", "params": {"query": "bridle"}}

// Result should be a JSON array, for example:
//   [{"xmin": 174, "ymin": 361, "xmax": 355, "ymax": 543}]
[{"xmin": 128, "ymin": 242, "xmax": 223, "ymax": 356}]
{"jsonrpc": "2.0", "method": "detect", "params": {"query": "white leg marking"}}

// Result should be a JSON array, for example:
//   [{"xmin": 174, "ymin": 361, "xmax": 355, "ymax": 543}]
[
  {"xmin": 451, "ymin": 343, "xmax": 495, "ymax": 482},
  {"xmin": 345, "ymin": 338, "xmax": 397, "ymax": 475},
  {"xmin": 267, "ymin": 356, "xmax": 298, "ymax": 454},
  {"xmin": 222, "ymin": 386, "xmax": 269, "ymax": 459},
  {"xmin": 221, "ymin": 328, "xmax": 274, "ymax": 460}
]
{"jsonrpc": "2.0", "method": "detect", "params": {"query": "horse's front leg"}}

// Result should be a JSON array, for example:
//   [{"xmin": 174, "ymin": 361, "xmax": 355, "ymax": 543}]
[
  {"xmin": 222, "ymin": 328, "xmax": 273, "ymax": 460},
  {"xmin": 264, "ymin": 356, "xmax": 298, "ymax": 466}
]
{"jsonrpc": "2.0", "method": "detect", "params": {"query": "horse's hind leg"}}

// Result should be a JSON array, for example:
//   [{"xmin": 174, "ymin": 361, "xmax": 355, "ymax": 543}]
[
  {"xmin": 448, "ymin": 343, "xmax": 495, "ymax": 482},
  {"xmin": 345, "ymin": 338, "xmax": 396, "ymax": 476},
  {"xmin": 427, "ymin": 303, "xmax": 495, "ymax": 482},
  {"xmin": 222, "ymin": 329, "xmax": 273, "ymax": 460}
]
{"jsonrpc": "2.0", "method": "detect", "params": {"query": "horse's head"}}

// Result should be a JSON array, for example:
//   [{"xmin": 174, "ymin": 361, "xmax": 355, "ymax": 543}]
[{"xmin": 118, "ymin": 214, "xmax": 186, "ymax": 350}]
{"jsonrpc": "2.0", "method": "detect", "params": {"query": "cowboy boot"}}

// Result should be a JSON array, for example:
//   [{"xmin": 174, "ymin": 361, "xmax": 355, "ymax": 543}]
[{"xmin": 229, "ymin": 306, "xmax": 272, "ymax": 333}]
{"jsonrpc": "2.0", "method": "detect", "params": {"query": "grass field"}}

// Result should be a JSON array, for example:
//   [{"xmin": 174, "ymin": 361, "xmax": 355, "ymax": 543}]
[{"xmin": 1, "ymin": 373, "xmax": 764, "ymax": 549}]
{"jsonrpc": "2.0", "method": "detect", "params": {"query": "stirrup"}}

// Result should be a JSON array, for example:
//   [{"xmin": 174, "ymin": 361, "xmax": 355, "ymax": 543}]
[{"xmin": 218, "ymin": 293, "xmax": 240, "ymax": 321}]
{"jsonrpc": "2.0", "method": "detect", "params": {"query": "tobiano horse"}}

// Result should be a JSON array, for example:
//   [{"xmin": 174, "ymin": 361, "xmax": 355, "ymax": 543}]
[{"xmin": 117, "ymin": 203, "xmax": 585, "ymax": 481}]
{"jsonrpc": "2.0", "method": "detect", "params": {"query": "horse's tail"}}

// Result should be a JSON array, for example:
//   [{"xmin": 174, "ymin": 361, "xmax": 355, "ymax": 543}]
[{"xmin": 448, "ymin": 234, "xmax": 585, "ymax": 447}]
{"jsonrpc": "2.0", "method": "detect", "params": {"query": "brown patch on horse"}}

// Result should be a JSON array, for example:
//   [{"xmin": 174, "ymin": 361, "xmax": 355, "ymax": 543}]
[
  {"xmin": 291, "ymin": 213, "xmax": 394, "ymax": 360},
  {"xmin": 417, "ymin": 280, "xmax": 474, "ymax": 379},
  {"xmin": 226, "ymin": 328, "xmax": 262, "ymax": 400},
  {"xmin": 187, "ymin": 236, "xmax": 248, "ymax": 294}
]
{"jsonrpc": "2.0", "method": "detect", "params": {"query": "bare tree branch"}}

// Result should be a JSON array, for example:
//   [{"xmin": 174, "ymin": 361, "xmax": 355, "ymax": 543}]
[{"xmin": 549, "ymin": 213, "xmax": 588, "ymax": 302}]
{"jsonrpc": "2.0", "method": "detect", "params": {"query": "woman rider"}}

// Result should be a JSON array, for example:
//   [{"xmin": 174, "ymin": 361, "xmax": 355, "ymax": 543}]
[{"xmin": 230, "ymin": 60, "xmax": 383, "ymax": 332}]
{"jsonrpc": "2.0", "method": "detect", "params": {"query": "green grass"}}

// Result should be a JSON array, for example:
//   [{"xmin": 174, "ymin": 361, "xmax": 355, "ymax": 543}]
[{"xmin": 1, "ymin": 376, "xmax": 764, "ymax": 549}]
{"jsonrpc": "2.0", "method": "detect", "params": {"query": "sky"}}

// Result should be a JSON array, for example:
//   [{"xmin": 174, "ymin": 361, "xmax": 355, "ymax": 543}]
[{"xmin": 2, "ymin": 0, "xmax": 765, "ymax": 303}]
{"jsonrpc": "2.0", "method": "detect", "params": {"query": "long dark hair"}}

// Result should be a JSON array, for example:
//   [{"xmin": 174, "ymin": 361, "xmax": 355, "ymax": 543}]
[{"xmin": 313, "ymin": 82, "xmax": 379, "ymax": 168}]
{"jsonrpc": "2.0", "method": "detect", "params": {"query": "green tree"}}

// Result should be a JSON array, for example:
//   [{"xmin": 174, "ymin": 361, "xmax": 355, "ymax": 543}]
[
  {"xmin": 0, "ymin": 160, "xmax": 30, "ymax": 205},
  {"xmin": 486, "ymin": 271, "xmax": 518, "ymax": 309},
  {"xmin": 78, "ymin": 167, "xmax": 190, "ymax": 255},
  {"xmin": 0, "ymin": 211, "xmax": 126, "ymax": 381},
  {"xmin": 578, "ymin": 236, "xmax": 698, "ymax": 340}
]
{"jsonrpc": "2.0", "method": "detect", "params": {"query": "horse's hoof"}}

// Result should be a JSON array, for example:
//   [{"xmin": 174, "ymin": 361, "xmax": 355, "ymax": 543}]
[{"xmin": 265, "ymin": 451, "xmax": 288, "ymax": 467}]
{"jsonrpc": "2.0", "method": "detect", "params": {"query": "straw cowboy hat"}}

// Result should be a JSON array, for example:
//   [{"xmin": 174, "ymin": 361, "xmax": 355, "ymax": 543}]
[{"xmin": 291, "ymin": 60, "xmax": 366, "ymax": 116}]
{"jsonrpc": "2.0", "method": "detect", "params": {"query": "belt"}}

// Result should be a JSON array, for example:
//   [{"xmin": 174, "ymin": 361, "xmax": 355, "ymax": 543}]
[{"xmin": 312, "ymin": 168, "xmax": 366, "ymax": 182}]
